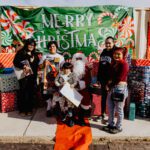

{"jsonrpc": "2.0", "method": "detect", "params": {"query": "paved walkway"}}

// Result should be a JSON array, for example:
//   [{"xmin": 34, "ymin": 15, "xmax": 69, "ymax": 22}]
[{"xmin": 0, "ymin": 107, "xmax": 150, "ymax": 139}]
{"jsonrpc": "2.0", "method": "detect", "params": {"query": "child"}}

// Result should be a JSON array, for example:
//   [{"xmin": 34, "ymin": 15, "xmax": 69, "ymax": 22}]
[{"xmin": 54, "ymin": 62, "xmax": 78, "ymax": 127}]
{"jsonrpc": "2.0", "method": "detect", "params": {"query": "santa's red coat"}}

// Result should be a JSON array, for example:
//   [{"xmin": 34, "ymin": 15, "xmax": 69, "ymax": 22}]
[{"xmin": 79, "ymin": 66, "xmax": 92, "ymax": 110}]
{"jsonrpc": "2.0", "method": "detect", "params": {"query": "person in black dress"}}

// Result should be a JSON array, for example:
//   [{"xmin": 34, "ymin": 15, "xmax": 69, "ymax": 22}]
[{"xmin": 13, "ymin": 38, "xmax": 40, "ymax": 116}]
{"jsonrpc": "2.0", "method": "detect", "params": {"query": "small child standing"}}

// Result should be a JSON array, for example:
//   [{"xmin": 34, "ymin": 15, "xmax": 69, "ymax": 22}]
[{"xmin": 54, "ymin": 62, "xmax": 78, "ymax": 127}]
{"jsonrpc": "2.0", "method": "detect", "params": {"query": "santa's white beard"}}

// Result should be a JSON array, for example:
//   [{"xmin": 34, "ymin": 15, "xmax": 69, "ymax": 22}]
[{"xmin": 73, "ymin": 60, "xmax": 85, "ymax": 80}]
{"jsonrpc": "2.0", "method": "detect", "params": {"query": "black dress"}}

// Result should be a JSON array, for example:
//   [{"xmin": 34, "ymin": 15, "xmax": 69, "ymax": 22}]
[{"xmin": 13, "ymin": 48, "xmax": 40, "ymax": 113}]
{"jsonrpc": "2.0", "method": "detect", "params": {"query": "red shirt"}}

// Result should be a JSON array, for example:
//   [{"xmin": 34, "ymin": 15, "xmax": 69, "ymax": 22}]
[{"xmin": 111, "ymin": 60, "xmax": 129, "ymax": 86}]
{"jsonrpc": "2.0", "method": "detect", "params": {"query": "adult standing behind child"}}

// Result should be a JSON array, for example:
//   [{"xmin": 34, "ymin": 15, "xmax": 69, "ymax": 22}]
[
  {"xmin": 13, "ymin": 38, "xmax": 40, "ymax": 116},
  {"xmin": 39, "ymin": 41, "xmax": 64, "ymax": 117},
  {"xmin": 103, "ymin": 47, "xmax": 129, "ymax": 134},
  {"xmin": 97, "ymin": 36, "xmax": 116, "ymax": 120}
]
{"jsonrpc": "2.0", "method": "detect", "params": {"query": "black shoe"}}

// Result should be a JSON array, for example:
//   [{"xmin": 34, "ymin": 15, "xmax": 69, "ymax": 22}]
[
  {"xmin": 68, "ymin": 119, "xmax": 74, "ymax": 127},
  {"xmin": 46, "ymin": 110, "xmax": 52, "ymax": 117},
  {"xmin": 67, "ymin": 111, "xmax": 73, "ymax": 118},
  {"xmin": 109, "ymin": 127, "xmax": 123, "ymax": 134},
  {"xmin": 103, "ymin": 125, "xmax": 115, "ymax": 132},
  {"xmin": 96, "ymin": 114, "xmax": 105, "ymax": 121}
]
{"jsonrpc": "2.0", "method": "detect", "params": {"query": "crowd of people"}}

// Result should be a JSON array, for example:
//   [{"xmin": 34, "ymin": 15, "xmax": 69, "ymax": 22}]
[{"xmin": 13, "ymin": 36, "xmax": 129, "ymax": 134}]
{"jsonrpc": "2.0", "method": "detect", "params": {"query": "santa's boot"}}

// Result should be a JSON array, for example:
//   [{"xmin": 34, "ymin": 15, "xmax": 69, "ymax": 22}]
[
  {"xmin": 78, "ymin": 107, "xmax": 86, "ymax": 126},
  {"xmin": 67, "ymin": 108, "xmax": 75, "ymax": 127}
]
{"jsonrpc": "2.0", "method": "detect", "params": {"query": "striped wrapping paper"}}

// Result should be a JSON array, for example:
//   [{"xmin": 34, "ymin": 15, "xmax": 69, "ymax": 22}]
[
  {"xmin": 0, "ymin": 53, "xmax": 16, "ymax": 68},
  {"xmin": 131, "ymin": 59, "xmax": 150, "ymax": 66}
]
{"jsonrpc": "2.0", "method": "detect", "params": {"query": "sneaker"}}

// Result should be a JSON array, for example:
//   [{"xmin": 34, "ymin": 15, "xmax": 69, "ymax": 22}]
[
  {"xmin": 27, "ymin": 112, "xmax": 33, "ymax": 116},
  {"xmin": 103, "ymin": 125, "xmax": 115, "ymax": 132},
  {"xmin": 67, "ymin": 111, "xmax": 73, "ymax": 117},
  {"xmin": 96, "ymin": 114, "xmax": 105, "ymax": 121},
  {"xmin": 19, "ymin": 112, "xmax": 26, "ymax": 117},
  {"xmin": 109, "ymin": 127, "xmax": 123, "ymax": 134},
  {"xmin": 96, "ymin": 115, "xmax": 103, "ymax": 122},
  {"xmin": 61, "ymin": 115, "xmax": 67, "ymax": 122}
]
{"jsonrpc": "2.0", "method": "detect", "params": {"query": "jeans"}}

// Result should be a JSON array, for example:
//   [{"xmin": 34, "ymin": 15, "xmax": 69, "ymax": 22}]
[{"xmin": 107, "ymin": 84, "xmax": 128, "ymax": 129}]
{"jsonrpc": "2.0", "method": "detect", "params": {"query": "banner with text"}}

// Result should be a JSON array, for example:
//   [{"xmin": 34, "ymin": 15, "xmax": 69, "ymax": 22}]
[{"xmin": 0, "ymin": 6, "xmax": 135, "ymax": 57}]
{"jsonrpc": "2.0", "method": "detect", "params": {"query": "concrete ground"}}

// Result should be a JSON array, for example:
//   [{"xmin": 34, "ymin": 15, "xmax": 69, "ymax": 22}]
[{"xmin": 0, "ymin": 107, "xmax": 150, "ymax": 149}]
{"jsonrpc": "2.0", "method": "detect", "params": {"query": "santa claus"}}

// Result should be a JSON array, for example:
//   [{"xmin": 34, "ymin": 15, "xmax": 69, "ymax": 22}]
[{"xmin": 72, "ymin": 52, "xmax": 92, "ymax": 125}]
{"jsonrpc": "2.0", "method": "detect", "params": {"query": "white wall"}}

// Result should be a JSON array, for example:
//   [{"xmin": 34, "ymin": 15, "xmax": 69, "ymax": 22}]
[{"xmin": 134, "ymin": 10, "xmax": 150, "ymax": 58}]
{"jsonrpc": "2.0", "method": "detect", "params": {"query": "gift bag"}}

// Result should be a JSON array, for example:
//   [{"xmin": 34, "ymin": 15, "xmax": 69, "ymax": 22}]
[
  {"xmin": 0, "ymin": 92, "xmax": 16, "ymax": 112},
  {"xmin": 91, "ymin": 94, "xmax": 101, "ymax": 116}
]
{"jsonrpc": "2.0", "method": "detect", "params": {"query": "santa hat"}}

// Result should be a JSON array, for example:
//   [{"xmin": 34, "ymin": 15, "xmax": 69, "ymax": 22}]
[{"xmin": 72, "ymin": 51, "xmax": 88, "ymax": 64}]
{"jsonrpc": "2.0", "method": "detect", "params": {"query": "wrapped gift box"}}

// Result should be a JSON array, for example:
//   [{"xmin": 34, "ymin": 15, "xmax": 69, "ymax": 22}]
[
  {"xmin": 145, "ymin": 83, "xmax": 150, "ymax": 101},
  {"xmin": 131, "ymin": 59, "xmax": 150, "ymax": 66},
  {"xmin": 0, "ymin": 92, "xmax": 16, "ymax": 112},
  {"xmin": 3, "ymin": 68, "xmax": 14, "ymax": 74},
  {"xmin": 91, "ymin": 94, "xmax": 101, "ymax": 116},
  {"xmin": 0, "ymin": 53, "xmax": 15, "ymax": 68},
  {"xmin": 0, "ymin": 73, "xmax": 19, "ymax": 92},
  {"xmin": 128, "ymin": 80, "xmax": 145, "ymax": 102},
  {"xmin": 126, "ymin": 53, "xmax": 132, "ymax": 66},
  {"xmin": 136, "ymin": 101, "xmax": 150, "ymax": 118},
  {"xmin": 128, "ymin": 66, "xmax": 150, "ymax": 84}
]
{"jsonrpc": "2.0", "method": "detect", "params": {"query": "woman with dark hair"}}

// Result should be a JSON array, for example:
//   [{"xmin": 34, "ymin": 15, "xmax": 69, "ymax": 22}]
[
  {"xmin": 103, "ymin": 47, "xmax": 129, "ymax": 134},
  {"xmin": 13, "ymin": 38, "xmax": 40, "ymax": 116},
  {"xmin": 39, "ymin": 41, "xmax": 64, "ymax": 117},
  {"xmin": 97, "ymin": 36, "xmax": 116, "ymax": 120}
]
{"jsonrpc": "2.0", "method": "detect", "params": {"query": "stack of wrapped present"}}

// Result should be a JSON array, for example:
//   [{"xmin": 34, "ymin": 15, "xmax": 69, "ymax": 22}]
[
  {"xmin": 128, "ymin": 59, "xmax": 150, "ymax": 118},
  {"xmin": 126, "ymin": 53, "xmax": 132, "ymax": 66},
  {"xmin": 0, "ymin": 53, "xmax": 19, "ymax": 113}
]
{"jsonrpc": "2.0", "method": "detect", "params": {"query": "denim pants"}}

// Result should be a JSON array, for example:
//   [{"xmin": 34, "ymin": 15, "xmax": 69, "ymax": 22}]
[{"xmin": 107, "ymin": 84, "xmax": 128, "ymax": 129}]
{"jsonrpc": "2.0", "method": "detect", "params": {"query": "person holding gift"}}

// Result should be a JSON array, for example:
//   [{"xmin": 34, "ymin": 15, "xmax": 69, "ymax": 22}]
[
  {"xmin": 54, "ymin": 62, "xmax": 78, "ymax": 127},
  {"xmin": 13, "ymin": 38, "xmax": 40, "ymax": 116},
  {"xmin": 39, "ymin": 41, "xmax": 64, "ymax": 117}
]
